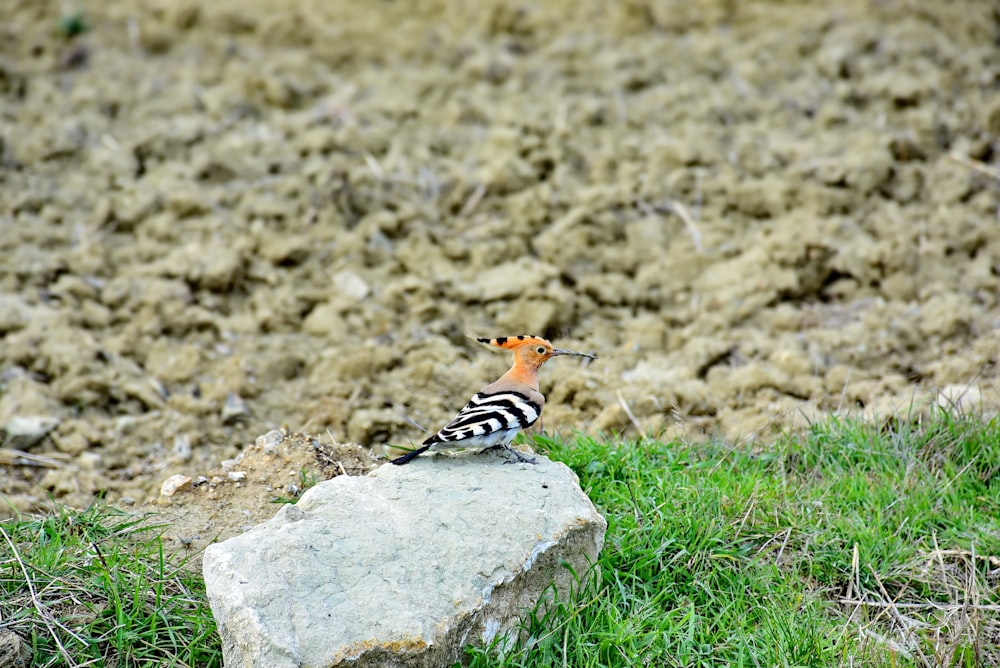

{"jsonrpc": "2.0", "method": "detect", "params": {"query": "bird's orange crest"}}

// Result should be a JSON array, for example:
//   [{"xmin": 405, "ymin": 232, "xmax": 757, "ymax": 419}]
[
  {"xmin": 475, "ymin": 335, "xmax": 596, "ymax": 386},
  {"xmin": 476, "ymin": 335, "xmax": 551, "ymax": 351}
]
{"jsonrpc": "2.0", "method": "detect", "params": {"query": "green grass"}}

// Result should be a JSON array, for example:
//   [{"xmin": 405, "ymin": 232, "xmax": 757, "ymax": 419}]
[
  {"xmin": 468, "ymin": 410, "xmax": 1000, "ymax": 667},
  {"xmin": 0, "ymin": 503, "xmax": 221, "ymax": 667},
  {"xmin": 3, "ymin": 411, "xmax": 998, "ymax": 667}
]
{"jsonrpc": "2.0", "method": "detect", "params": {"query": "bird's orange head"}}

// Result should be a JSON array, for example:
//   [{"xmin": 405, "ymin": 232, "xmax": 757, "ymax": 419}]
[{"xmin": 476, "ymin": 335, "xmax": 597, "ymax": 372}]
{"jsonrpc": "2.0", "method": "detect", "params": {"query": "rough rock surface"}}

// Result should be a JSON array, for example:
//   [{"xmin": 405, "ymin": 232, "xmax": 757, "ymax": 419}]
[{"xmin": 203, "ymin": 451, "xmax": 606, "ymax": 668}]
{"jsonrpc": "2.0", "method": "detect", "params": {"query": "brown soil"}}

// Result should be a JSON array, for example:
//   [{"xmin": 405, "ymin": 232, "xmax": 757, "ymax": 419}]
[
  {"xmin": 2, "ymin": 0, "xmax": 1000, "ymax": 521},
  {"xmin": 146, "ymin": 430, "xmax": 375, "ymax": 561}
]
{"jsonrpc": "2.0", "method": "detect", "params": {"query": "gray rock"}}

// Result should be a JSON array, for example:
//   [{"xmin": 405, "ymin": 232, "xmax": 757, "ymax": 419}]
[
  {"xmin": 332, "ymin": 269, "xmax": 370, "ymax": 301},
  {"xmin": 256, "ymin": 429, "xmax": 284, "ymax": 454},
  {"xmin": 203, "ymin": 451, "xmax": 606, "ymax": 668},
  {"xmin": 1, "ymin": 415, "xmax": 61, "ymax": 449}
]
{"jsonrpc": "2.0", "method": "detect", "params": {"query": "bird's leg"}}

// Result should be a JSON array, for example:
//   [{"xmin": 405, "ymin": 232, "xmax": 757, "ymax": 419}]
[{"xmin": 501, "ymin": 443, "xmax": 537, "ymax": 465}]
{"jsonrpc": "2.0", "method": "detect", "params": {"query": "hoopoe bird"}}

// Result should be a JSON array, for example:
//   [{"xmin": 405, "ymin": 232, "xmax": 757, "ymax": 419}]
[{"xmin": 390, "ymin": 335, "xmax": 596, "ymax": 465}]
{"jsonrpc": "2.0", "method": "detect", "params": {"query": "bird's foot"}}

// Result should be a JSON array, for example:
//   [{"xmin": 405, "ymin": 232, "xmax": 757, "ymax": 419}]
[{"xmin": 501, "ymin": 444, "xmax": 537, "ymax": 465}]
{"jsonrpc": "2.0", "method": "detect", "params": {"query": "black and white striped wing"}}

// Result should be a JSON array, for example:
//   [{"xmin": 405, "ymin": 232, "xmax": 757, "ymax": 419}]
[{"xmin": 424, "ymin": 390, "xmax": 541, "ymax": 448}]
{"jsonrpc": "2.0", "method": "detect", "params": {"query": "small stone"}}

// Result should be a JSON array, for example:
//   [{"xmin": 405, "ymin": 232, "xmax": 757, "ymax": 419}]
[
  {"xmin": 332, "ymin": 270, "xmax": 370, "ymax": 301},
  {"xmin": 1, "ymin": 416, "xmax": 61, "ymax": 450},
  {"xmin": 256, "ymin": 429, "xmax": 284, "ymax": 454},
  {"xmin": 227, "ymin": 471, "xmax": 247, "ymax": 482},
  {"xmin": 222, "ymin": 392, "xmax": 250, "ymax": 425},
  {"xmin": 160, "ymin": 474, "xmax": 193, "ymax": 497}
]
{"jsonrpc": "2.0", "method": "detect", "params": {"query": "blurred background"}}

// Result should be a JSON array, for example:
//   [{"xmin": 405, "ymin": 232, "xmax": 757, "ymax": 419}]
[{"xmin": 1, "ymin": 0, "xmax": 998, "ymax": 513}]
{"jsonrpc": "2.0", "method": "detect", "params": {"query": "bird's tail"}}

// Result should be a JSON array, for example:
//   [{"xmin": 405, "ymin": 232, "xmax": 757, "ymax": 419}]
[{"xmin": 390, "ymin": 444, "xmax": 431, "ymax": 465}]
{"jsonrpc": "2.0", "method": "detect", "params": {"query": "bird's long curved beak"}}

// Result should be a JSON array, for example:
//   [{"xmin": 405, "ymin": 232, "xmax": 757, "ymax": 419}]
[{"xmin": 551, "ymin": 348, "xmax": 598, "ymax": 360}]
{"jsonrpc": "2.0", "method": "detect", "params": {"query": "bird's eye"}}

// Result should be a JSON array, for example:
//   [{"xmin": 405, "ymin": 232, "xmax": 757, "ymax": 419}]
[{"xmin": 536, "ymin": 346, "xmax": 546, "ymax": 354}]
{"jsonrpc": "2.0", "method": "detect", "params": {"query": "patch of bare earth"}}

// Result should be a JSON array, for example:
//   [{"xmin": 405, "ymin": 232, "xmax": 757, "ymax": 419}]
[
  {"xmin": 146, "ymin": 430, "xmax": 376, "ymax": 565},
  {"xmin": 1, "ymin": 0, "xmax": 998, "ymax": 524}
]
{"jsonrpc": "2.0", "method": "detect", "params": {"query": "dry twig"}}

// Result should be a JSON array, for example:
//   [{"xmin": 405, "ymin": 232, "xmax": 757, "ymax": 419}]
[
  {"xmin": 636, "ymin": 197, "xmax": 704, "ymax": 253},
  {"xmin": 867, "ymin": 563, "xmax": 932, "ymax": 666},
  {"xmin": 667, "ymin": 200, "xmax": 704, "ymax": 253},
  {"xmin": 947, "ymin": 152, "xmax": 1000, "ymax": 182},
  {"xmin": 0, "ymin": 449, "xmax": 64, "ymax": 468},
  {"xmin": 616, "ymin": 390, "xmax": 646, "ymax": 440},
  {"xmin": 459, "ymin": 183, "xmax": 487, "ymax": 217},
  {"xmin": 839, "ymin": 600, "xmax": 1000, "ymax": 612}
]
